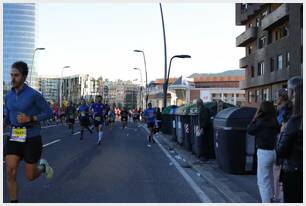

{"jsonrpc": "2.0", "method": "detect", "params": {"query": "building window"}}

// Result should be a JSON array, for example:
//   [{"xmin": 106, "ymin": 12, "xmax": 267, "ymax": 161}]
[
  {"xmin": 259, "ymin": 36, "xmax": 267, "ymax": 49},
  {"xmin": 282, "ymin": 26, "xmax": 289, "ymax": 37},
  {"xmin": 276, "ymin": 26, "xmax": 288, "ymax": 41},
  {"xmin": 251, "ymin": 66, "xmax": 255, "ymax": 77},
  {"xmin": 286, "ymin": 52, "xmax": 290, "ymax": 68},
  {"xmin": 258, "ymin": 61, "xmax": 264, "ymax": 76},
  {"xmin": 262, "ymin": 10, "xmax": 268, "ymax": 17},
  {"xmin": 256, "ymin": 17, "xmax": 261, "ymax": 27},
  {"xmin": 248, "ymin": 45, "xmax": 253, "ymax": 54},
  {"xmin": 275, "ymin": 29, "xmax": 281, "ymax": 41},
  {"xmin": 241, "ymin": 3, "xmax": 248, "ymax": 13},
  {"xmin": 277, "ymin": 55, "xmax": 283, "ymax": 70},
  {"xmin": 262, "ymin": 88, "xmax": 269, "ymax": 101},
  {"xmin": 270, "ymin": 57, "xmax": 275, "ymax": 72},
  {"xmin": 255, "ymin": 90, "xmax": 261, "ymax": 103},
  {"xmin": 268, "ymin": 31, "xmax": 273, "ymax": 44}
]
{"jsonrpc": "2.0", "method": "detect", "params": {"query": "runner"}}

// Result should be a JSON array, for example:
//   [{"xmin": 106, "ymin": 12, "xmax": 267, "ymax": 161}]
[
  {"xmin": 144, "ymin": 103, "xmax": 156, "ymax": 146},
  {"xmin": 59, "ymin": 104, "xmax": 66, "ymax": 125},
  {"xmin": 120, "ymin": 107, "xmax": 129, "ymax": 129},
  {"xmin": 78, "ymin": 99, "xmax": 92, "ymax": 140},
  {"xmin": 4, "ymin": 61, "xmax": 54, "ymax": 203},
  {"xmin": 133, "ymin": 108, "xmax": 140, "ymax": 123},
  {"xmin": 91, "ymin": 95, "xmax": 105, "ymax": 145},
  {"xmin": 104, "ymin": 104, "xmax": 110, "ymax": 127},
  {"xmin": 89, "ymin": 100, "xmax": 95, "ymax": 130},
  {"xmin": 107, "ymin": 107, "xmax": 116, "ymax": 131},
  {"xmin": 52, "ymin": 103, "xmax": 59, "ymax": 125},
  {"xmin": 65, "ymin": 101, "xmax": 76, "ymax": 134}
]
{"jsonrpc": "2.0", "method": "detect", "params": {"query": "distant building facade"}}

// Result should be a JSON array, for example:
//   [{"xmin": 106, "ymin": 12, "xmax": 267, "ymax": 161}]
[
  {"xmin": 38, "ymin": 76, "xmax": 60, "ymax": 104},
  {"xmin": 4, "ymin": 3, "xmax": 38, "ymax": 94}
]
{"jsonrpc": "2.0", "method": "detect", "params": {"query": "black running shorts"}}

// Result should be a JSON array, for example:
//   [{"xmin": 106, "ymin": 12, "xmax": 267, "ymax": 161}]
[
  {"xmin": 80, "ymin": 117, "xmax": 90, "ymax": 127},
  {"xmin": 147, "ymin": 122, "xmax": 155, "ymax": 129},
  {"xmin": 4, "ymin": 135, "xmax": 42, "ymax": 164}
]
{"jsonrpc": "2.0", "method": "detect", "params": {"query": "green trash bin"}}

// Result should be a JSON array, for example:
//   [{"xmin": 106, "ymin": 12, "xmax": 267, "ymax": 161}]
[
  {"xmin": 161, "ymin": 105, "xmax": 176, "ymax": 135},
  {"xmin": 214, "ymin": 107, "xmax": 257, "ymax": 174},
  {"xmin": 182, "ymin": 104, "xmax": 194, "ymax": 151},
  {"xmin": 190, "ymin": 101, "xmax": 236, "ymax": 158}
]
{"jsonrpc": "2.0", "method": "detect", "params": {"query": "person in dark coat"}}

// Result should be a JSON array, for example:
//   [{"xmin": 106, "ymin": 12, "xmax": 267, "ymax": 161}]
[
  {"xmin": 197, "ymin": 98, "xmax": 213, "ymax": 161},
  {"xmin": 276, "ymin": 76, "xmax": 303, "ymax": 203},
  {"xmin": 247, "ymin": 101, "xmax": 280, "ymax": 203},
  {"xmin": 273, "ymin": 88, "xmax": 292, "ymax": 202}
]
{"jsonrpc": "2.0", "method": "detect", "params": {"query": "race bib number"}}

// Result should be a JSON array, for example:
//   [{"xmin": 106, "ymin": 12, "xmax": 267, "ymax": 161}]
[
  {"xmin": 69, "ymin": 114, "xmax": 74, "ymax": 119},
  {"xmin": 95, "ymin": 116, "xmax": 101, "ymax": 121},
  {"xmin": 10, "ymin": 127, "xmax": 27, "ymax": 142},
  {"xmin": 81, "ymin": 112, "xmax": 86, "ymax": 117}
]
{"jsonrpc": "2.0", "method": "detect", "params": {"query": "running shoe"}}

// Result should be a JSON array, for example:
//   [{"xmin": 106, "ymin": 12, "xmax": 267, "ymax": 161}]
[{"xmin": 39, "ymin": 159, "xmax": 54, "ymax": 179}]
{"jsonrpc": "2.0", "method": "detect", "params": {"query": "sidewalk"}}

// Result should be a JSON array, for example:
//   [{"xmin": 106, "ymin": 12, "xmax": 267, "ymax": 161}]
[{"xmin": 151, "ymin": 130, "xmax": 261, "ymax": 203}]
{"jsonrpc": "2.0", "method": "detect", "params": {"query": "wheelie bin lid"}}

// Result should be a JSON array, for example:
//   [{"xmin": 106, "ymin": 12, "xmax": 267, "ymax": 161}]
[
  {"xmin": 215, "ymin": 106, "xmax": 257, "ymax": 120},
  {"xmin": 162, "ymin": 105, "xmax": 177, "ymax": 114},
  {"xmin": 175, "ymin": 105, "xmax": 187, "ymax": 115}
]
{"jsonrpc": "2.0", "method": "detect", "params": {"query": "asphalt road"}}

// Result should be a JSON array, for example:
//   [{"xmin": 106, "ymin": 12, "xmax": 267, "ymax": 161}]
[{"xmin": 3, "ymin": 121, "xmax": 202, "ymax": 203}]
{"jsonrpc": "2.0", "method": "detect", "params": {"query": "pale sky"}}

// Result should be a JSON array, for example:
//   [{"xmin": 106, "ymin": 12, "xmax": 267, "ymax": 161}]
[{"xmin": 36, "ymin": 3, "xmax": 245, "ymax": 83}]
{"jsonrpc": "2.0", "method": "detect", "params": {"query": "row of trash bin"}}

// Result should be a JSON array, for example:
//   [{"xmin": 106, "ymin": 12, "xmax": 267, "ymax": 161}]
[{"xmin": 161, "ymin": 102, "xmax": 257, "ymax": 175}]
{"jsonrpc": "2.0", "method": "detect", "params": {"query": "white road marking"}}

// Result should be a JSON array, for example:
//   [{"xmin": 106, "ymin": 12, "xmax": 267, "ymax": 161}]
[
  {"xmin": 43, "ymin": 139, "xmax": 61, "ymax": 147},
  {"xmin": 41, "ymin": 125, "xmax": 57, "ymax": 129},
  {"xmin": 73, "ymin": 132, "xmax": 81, "ymax": 135},
  {"xmin": 141, "ymin": 125, "xmax": 212, "ymax": 203}
]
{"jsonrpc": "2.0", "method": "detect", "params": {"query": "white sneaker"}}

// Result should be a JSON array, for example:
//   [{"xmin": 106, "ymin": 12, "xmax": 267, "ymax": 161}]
[
  {"xmin": 39, "ymin": 159, "xmax": 54, "ymax": 179},
  {"xmin": 147, "ymin": 144, "xmax": 151, "ymax": 147}
]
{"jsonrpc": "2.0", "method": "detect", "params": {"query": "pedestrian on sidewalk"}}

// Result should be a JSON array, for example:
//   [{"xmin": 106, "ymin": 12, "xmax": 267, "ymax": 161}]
[
  {"xmin": 276, "ymin": 76, "xmax": 303, "ymax": 203},
  {"xmin": 196, "ymin": 98, "xmax": 213, "ymax": 161},
  {"xmin": 272, "ymin": 88, "xmax": 292, "ymax": 202},
  {"xmin": 247, "ymin": 101, "xmax": 280, "ymax": 203}
]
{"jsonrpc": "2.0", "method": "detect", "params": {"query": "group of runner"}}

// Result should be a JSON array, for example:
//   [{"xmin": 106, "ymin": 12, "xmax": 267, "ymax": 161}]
[
  {"xmin": 60, "ymin": 96, "xmax": 119, "ymax": 143},
  {"xmin": 3, "ymin": 61, "xmax": 163, "ymax": 203}
]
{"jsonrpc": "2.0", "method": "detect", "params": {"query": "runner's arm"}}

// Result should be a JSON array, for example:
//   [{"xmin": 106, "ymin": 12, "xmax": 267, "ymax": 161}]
[
  {"xmin": 4, "ymin": 107, "xmax": 10, "ymax": 127},
  {"xmin": 33, "ymin": 92, "xmax": 52, "ymax": 122}
]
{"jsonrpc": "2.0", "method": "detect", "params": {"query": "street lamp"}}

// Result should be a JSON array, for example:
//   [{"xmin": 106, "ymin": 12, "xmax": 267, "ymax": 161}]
[
  {"xmin": 30, "ymin": 47, "xmax": 45, "ymax": 85},
  {"xmin": 163, "ymin": 54, "xmax": 191, "ymax": 108},
  {"xmin": 159, "ymin": 2, "xmax": 168, "ymax": 109},
  {"xmin": 134, "ymin": 49, "xmax": 148, "ymax": 108},
  {"xmin": 60, "ymin": 66, "xmax": 71, "ymax": 107},
  {"xmin": 133, "ymin": 68, "xmax": 144, "ymax": 109}
]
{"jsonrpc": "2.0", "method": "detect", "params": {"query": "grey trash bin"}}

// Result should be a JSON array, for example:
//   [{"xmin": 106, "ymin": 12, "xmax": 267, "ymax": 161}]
[{"xmin": 213, "ymin": 107, "xmax": 257, "ymax": 174}]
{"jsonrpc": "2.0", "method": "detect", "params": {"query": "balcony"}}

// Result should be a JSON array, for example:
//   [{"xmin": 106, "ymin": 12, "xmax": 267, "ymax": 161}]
[
  {"xmin": 239, "ymin": 79, "xmax": 247, "ymax": 89},
  {"xmin": 261, "ymin": 4, "xmax": 289, "ymax": 30},
  {"xmin": 239, "ymin": 69, "xmax": 289, "ymax": 89},
  {"xmin": 236, "ymin": 27, "xmax": 257, "ymax": 47},
  {"xmin": 239, "ymin": 53, "xmax": 255, "ymax": 68},
  {"xmin": 237, "ymin": 3, "xmax": 264, "ymax": 25}
]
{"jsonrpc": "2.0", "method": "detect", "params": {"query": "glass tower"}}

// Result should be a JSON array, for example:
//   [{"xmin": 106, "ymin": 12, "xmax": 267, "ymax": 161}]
[{"xmin": 3, "ymin": 3, "xmax": 37, "ymax": 95}]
